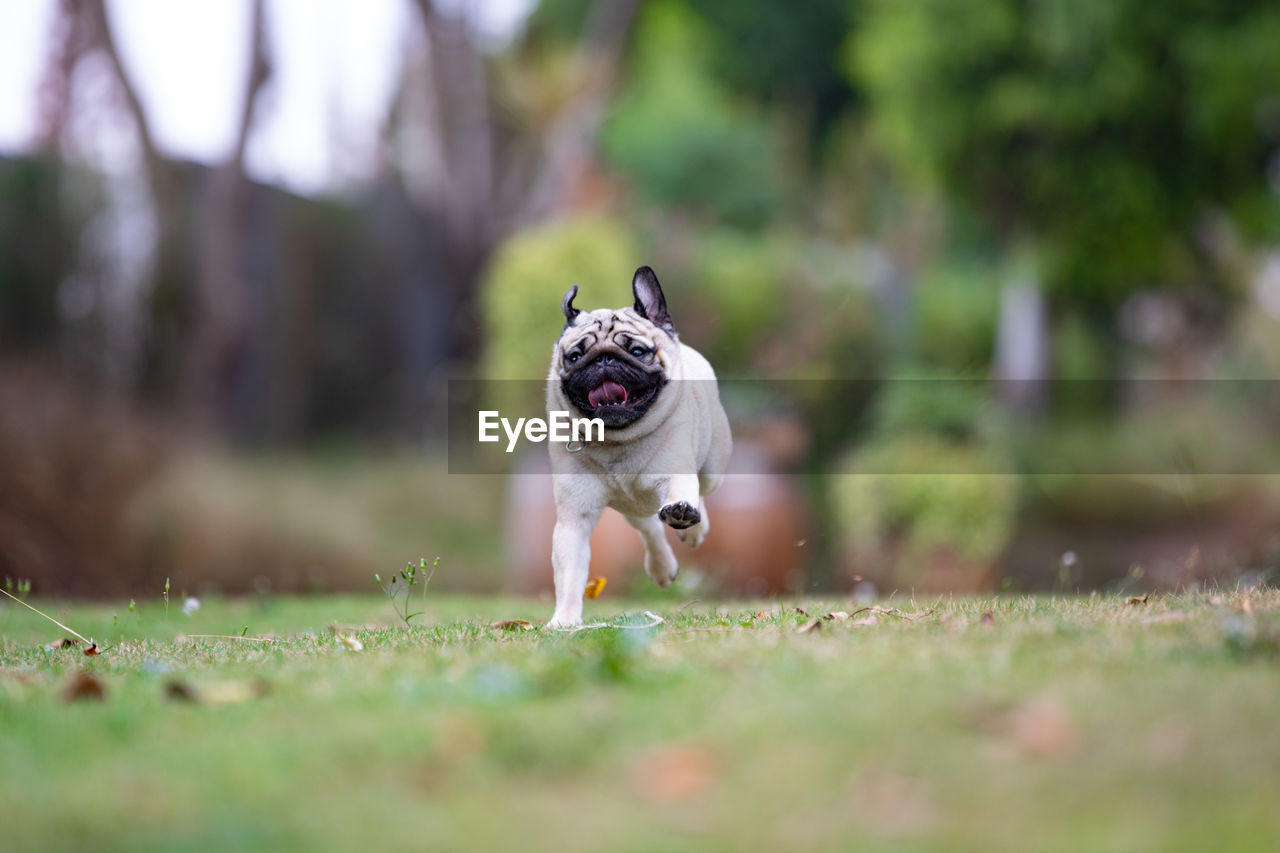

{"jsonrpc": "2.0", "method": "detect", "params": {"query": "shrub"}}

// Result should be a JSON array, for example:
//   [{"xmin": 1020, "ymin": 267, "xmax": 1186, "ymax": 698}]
[
  {"xmin": 831, "ymin": 435, "xmax": 1018, "ymax": 590},
  {"xmin": 481, "ymin": 217, "xmax": 638, "ymax": 382}
]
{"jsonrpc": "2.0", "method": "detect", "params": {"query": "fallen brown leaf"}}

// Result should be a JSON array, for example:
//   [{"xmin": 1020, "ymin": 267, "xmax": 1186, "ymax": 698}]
[
  {"xmin": 755, "ymin": 611, "xmax": 769, "ymax": 619},
  {"xmin": 825, "ymin": 611, "xmax": 851, "ymax": 622},
  {"xmin": 794, "ymin": 607, "xmax": 809, "ymax": 617},
  {"xmin": 44, "ymin": 638, "xmax": 80, "ymax": 650},
  {"xmin": 583, "ymin": 577, "xmax": 607, "ymax": 599},
  {"xmin": 83, "ymin": 643, "xmax": 100, "ymax": 656},
  {"xmin": 798, "ymin": 619, "xmax": 823, "ymax": 633},
  {"xmin": 490, "ymin": 619, "xmax": 533, "ymax": 631},
  {"xmin": 335, "ymin": 632, "xmax": 363, "ymax": 651},
  {"xmin": 1126, "ymin": 593, "xmax": 1150, "ymax": 606},
  {"xmin": 63, "ymin": 672, "xmax": 105, "ymax": 702}
]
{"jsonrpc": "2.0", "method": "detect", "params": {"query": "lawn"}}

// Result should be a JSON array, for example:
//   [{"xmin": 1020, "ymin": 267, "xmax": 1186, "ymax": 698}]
[{"xmin": 2, "ymin": 589, "xmax": 1278, "ymax": 852}]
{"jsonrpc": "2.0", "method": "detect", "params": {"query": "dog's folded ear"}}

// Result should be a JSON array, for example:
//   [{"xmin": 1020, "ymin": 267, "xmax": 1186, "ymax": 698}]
[
  {"xmin": 632, "ymin": 266, "xmax": 674, "ymax": 335},
  {"xmin": 562, "ymin": 284, "xmax": 581, "ymax": 326}
]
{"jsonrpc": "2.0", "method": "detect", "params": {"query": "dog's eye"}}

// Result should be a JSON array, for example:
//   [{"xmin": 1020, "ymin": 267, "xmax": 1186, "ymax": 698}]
[
  {"xmin": 629, "ymin": 346, "xmax": 648, "ymax": 358},
  {"xmin": 566, "ymin": 352, "xmax": 581, "ymax": 364}
]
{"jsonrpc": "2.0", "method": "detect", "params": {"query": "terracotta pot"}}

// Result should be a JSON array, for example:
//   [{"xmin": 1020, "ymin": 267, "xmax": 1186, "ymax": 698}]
[{"xmin": 506, "ymin": 441, "xmax": 808, "ymax": 595}]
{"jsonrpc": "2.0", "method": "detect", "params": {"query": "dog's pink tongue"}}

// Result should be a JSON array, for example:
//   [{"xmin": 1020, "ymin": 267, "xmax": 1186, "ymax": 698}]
[{"xmin": 588, "ymin": 380, "xmax": 628, "ymax": 407}]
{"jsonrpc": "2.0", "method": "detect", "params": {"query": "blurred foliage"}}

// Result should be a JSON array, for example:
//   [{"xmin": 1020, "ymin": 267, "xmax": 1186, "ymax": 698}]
[
  {"xmin": 0, "ymin": 366, "xmax": 165, "ymax": 596},
  {"xmin": 0, "ymin": 156, "xmax": 96, "ymax": 349},
  {"xmin": 685, "ymin": 0, "xmax": 858, "ymax": 140},
  {"xmin": 673, "ymin": 229, "xmax": 883, "ymax": 380},
  {"xmin": 523, "ymin": 0, "xmax": 593, "ymax": 45},
  {"xmin": 832, "ymin": 435, "xmax": 1019, "ymax": 588},
  {"xmin": 687, "ymin": 230, "xmax": 795, "ymax": 372},
  {"xmin": 601, "ymin": 0, "xmax": 781, "ymax": 227},
  {"xmin": 909, "ymin": 264, "xmax": 1000, "ymax": 372},
  {"xmin": 851, "ymin": 0, "xmax": 1280, "ymax": 308},
  {"xmin": 1016, "ymin": 396, "xmax": 1280, "ymax": 524},
  {"xmin": 131, "ymin": 452, "xmax": 503, "ymax": 596},
  {"xmin": 482, "ymin": 217, "xmax": 637, "ymax": 381},
  {"xmin": 870, "ymin": 376, "xmax": 1000, "ymax": 444}
]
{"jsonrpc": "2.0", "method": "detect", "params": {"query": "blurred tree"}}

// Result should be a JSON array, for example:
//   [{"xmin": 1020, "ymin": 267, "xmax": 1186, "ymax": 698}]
[
  {"xmin": 684, "ymin": 0, "xmax": 857, "ymax": 144},
  {"xmin": 851, "ymin": 0, "xmax": 1280, "ymax": 314},
  {"xmin": 600, "ymin": 0, "xmax": 781, "ymax": 226},
  {"xmin": 187, "ymin": 0, "xmax": 273, "ymax": 422},
  {"xmin": 72, "ymin": 0, "xmax": 196, "ymax": 397}
]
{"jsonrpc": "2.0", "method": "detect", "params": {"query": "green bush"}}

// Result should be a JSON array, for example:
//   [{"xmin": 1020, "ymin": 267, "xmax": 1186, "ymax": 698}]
[
  {"xmin": 481, "ymin": 217, "xmax": 637, "ymax": 382},
  {"xmin": 910, "ymin": 264, "xmax": 999, "ymax": 371},
  {"xmin": 831, "ymin": 435, "xmax": 1018, "ymax": 589},
  {"xmin": 871, "ymin": 373, "xmax": 999, "ymax": 442}
]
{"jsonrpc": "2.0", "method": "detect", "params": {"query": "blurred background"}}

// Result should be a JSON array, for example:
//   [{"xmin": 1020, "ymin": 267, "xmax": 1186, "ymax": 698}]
[{"xmin": 2, "ymin": 0, "xmax": 1279, "ymax": 600}]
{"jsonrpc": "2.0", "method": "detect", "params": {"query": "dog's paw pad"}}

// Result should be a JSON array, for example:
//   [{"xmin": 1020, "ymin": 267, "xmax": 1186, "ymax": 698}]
[{"xmin": 659, "ymin": 501, "xmax": 700, "ymax": 530}]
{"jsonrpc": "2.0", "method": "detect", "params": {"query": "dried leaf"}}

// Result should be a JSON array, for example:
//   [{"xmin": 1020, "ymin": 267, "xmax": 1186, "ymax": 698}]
[
  {"xmin": 825, "ymin": 611, "xmax": 851, "ymax": 622},
  {"xmin": 798, "ymin": 619, "xmax": 822, "ymax": 634},
  {"xmin": 336, "ymin": 632, "xmax": 363, "ymax": 652},
  {"xmin": 755, "ymin": 611, "xmax": 769, "ymax": 619},
  {"xmin": 980, "ymin": 612, "xmax": 995, "ymax": 626},
  {"xmin": 63, "ymin": 672, "xmax": 105, "ymax": 702},
  {"xmin": 44, "ymin": 637, "xmax": 80, "ymax": 650},
  {"xmin": 1241, "ymin": 596, "xmax": 1255, "ymax": 615},
  {"xmin": 583, "ymin": 577, "xmax": 607, "ymax": 599},
  {"xmin": 83, "ymin": 643, "xmax": 100, "ymax": 656},
  {"xmin": 1126, "ymin": 593, "xmax": 1151, "ymax": 606},
  {"xmin": 491, "ymin": 619, "xmax": 533, "ymax": 631},
  {"xmin": 794, "ymin": 607, "xmax": 809, "ymax": 617}
]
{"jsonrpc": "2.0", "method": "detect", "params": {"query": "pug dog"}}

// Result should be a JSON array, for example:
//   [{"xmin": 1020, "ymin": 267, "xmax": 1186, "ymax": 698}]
[{"xmin": 545, "ymin": 266, "xmax": 732, "ymax": 627}]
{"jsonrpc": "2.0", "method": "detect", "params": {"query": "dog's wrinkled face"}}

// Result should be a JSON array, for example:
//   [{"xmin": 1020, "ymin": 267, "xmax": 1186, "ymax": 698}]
[{"xmin": 556, "ymin": 266, "xmax": 677, "ymax": 429}]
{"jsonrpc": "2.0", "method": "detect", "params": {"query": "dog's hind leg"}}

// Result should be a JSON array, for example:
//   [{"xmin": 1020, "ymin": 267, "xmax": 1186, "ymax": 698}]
[
  {"xmin": 677, "ymin": 498, "xmax": 708, "ymax": 549},
  {"xmin": 626, "ymin": 513, "xmax": 679, "ymax": 588}
]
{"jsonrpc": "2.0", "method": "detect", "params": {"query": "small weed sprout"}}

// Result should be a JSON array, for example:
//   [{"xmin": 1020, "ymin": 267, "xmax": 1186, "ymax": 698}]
[
  {"xmin": 375, "ymin": 556, "xmax": 439, "ymax": 626},
  {"xmin": 163, "ymin": 577, "xmax": 170, "ymax": 618},
  {"xmin": 4, "ymin": 578, "xmax": 32, "ymax": 600}
]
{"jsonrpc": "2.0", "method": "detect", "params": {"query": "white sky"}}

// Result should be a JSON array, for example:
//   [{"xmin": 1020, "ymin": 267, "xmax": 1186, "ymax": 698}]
[{"xmin": 0, "ymin": 0, "xmax": 535, "ymax": 195}]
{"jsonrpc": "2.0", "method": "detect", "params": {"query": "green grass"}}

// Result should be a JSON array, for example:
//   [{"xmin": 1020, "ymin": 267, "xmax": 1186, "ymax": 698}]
[{"xmin": 2, "ymin": 590, "xmax": 1279, "ymax": 852}]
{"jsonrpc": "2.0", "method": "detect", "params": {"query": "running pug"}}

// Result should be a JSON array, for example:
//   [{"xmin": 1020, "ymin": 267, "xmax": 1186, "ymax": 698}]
[{"xmin": 545, "ymin": 266, "xmax": 732, "ymax": 627}]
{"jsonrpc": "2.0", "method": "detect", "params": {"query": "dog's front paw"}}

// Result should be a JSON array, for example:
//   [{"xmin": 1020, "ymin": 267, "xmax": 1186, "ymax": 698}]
[{"xmin": 659, "ymin": 501, "xmax": 701, "ymax": 530}]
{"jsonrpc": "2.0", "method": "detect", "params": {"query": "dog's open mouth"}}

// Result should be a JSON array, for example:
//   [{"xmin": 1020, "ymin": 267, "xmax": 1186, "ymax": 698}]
[
  {"xmin": 582, "ymin": 378, "xmax": 660, "ymax": 416},
  {"xmin": 566, "ymin": 366, "xmax": 663, "ymax": 428},
  {"xmin": 587, "ymin": 380, "xmax": 628, "ymax": 408}
]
